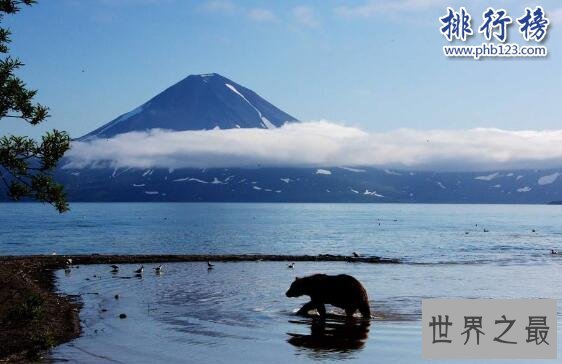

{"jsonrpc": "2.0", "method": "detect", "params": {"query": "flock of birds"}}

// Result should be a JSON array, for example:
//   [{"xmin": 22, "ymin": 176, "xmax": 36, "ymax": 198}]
[
  {"xmin": 63, "ymin": 258, "xmax": 319, "ymax": 276},
  {"xmin": 112, "ymin": 254, "xmax": 364, "ymax": 273},
  {"xmin": 104, "ymin": 252, "xmax": 362, "ymax": 273},
  {"xmin": 62, "ymin": 243, "xmax": 559, "ymax": 277},
  {"xmin": 102, "ymin": 261, "xmax": 224, "ymax": 275},
  {"xmin": 106, "ymin": 264, "xmax": 164, "ymax": 275}
]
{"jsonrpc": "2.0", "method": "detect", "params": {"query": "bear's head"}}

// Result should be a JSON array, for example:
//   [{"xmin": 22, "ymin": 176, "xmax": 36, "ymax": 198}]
[{"xmin": 286, "ymin": 277, "xmax": 306, "ymax": 297}]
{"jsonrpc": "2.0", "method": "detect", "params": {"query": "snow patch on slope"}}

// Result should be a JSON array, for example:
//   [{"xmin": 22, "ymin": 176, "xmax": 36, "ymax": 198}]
[
  {"xmin": 173, "ymin": 177, "xmax": 208, "ymax": 184},
  {"xmin": 340, "ymin": 166, "xmax": 366, "ymax": 173},
  {"xmin": 538, "ymin": 172, "xmax": 560, "ymax": 185},
  {"xmin": 384, "ymin": 169, "xmax": 401, "ymax": 176},
  {"xmin": 316, "ymin": 169, "xmax": 332, "ymax": 175},
  {"xmin": 475, "ymin": 172, "xmax": 500, "ymax": 181},
  {"xmin": 364, "ymin": 189, "xmax": 384, "ymax": 197},
  {"xmin": 225, "ymin": 83, "xmax": 276, "ymax": 129}
]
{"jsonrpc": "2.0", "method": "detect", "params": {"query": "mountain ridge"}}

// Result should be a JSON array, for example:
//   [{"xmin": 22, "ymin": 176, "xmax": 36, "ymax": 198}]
[{"xmin": 79, "ymin": 73, "xmax": 299, "ymax": 140}]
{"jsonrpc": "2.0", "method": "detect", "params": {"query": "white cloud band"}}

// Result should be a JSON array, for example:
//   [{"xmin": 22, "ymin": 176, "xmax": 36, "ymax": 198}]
[{"xmin": 65, "ymin": 121, "xmax": 562, "ymax": 171}]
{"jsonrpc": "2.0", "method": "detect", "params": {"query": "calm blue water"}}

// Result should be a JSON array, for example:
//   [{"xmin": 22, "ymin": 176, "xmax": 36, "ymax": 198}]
[
  {"xmin": 2, "ymin": 203, "xmax": 562, "ymax": 265},
  {"xmin": 3, "ymin": 202, "xmax": 562, "ymax": 362}
]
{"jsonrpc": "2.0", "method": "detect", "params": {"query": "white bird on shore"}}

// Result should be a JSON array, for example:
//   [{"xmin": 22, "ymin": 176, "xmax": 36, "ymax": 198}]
[
  {"xmin": 110, "ymin": 265, "xmax": 119, "ymax": 272},
  {"xmin": 207, "ymin": 261, "xmax": 215, "ymax": 269},
  {"xmin": 154, "ymin": 264, "xmax": 163, "ymax": 273},
  {"xmin": 134, "ymin": 265, "xmax": 144, "ymax": 274},
  {"xmin": 287, "ymin": 262, "xmax": 295, "ymax": 269},
  {"xmin": 65, "ymin": 258, "xmax": 73, "ymax": 266}
]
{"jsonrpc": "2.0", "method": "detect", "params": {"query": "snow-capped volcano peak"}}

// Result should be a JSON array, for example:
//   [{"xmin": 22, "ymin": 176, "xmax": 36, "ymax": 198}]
[{"xmin": 79, "ymin": 73, "xmax": 298, "ymax": 140}]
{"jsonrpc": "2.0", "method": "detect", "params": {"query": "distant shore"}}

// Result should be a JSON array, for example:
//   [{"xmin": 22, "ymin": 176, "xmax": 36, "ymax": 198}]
[{"xmin": 0, "ymin": 253, "xmax": 398, "ymax": 362}]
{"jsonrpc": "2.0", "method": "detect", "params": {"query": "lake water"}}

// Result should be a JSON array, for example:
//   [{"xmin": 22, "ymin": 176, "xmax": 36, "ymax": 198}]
[{"xmin": 3, "ymin": 203, "xmax": 562, "ymax": 362}]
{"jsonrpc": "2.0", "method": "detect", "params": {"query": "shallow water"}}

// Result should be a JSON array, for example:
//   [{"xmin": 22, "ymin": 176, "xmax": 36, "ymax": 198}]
[
  {"xmin": 51, "ymin": 261, "xmax": 562, "ymax": 363},
  {"xmin": 3, "ymin": 203, "xmax": 562, "ymax": 362}
]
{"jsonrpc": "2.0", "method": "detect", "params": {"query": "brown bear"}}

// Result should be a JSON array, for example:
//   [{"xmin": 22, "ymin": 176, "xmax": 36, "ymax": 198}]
[{"xmin": 286, "ymin": 274, "xmax": 371, "ymax": 319}]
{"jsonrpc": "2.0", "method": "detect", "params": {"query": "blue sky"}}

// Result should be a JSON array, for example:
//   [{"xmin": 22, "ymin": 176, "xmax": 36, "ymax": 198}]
[{"xmin": 2, "ymin": 0, "xmax": 562, "ymax": 139}]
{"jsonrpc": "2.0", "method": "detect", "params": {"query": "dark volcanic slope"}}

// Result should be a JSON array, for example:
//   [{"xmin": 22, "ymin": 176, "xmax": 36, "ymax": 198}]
[
  {"xmin": 53, "ymin": 166, "xmax": 562, "ymax": 204},
  {"xmin": 79, "ymin": 73, "xmax": 298, "ymax": 140}
]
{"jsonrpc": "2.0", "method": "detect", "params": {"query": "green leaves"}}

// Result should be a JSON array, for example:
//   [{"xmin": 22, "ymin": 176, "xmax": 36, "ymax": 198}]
[
  {"xmin": 0, "ymin": 131, "xmax": 71, "ymax": 212},
  {"xmin": 0, "ymin": 0, "xmax": 71, "ymax": 213}
]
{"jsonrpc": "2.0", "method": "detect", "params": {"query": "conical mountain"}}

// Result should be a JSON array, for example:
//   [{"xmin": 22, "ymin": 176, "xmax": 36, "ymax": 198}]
[{"xmin": 80, "ymin": 73, "xmax": 298, "ymax": 140}]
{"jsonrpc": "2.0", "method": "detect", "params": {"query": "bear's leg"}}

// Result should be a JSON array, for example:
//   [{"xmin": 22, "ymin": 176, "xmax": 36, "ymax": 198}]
[
  {"xmin": 296, "ymin": 301, "xmax": 316, "ymax": 316},
  {"xmin": 315, "ymin": 303, "xmax": 326, "ymax": 319},
  {"xmin": 359, "ymin": 302, "xmax": 371, "ymax": 319},
  {"xmin": 345, "ymin": 307, "xmax": 357, "ymax": 320}
]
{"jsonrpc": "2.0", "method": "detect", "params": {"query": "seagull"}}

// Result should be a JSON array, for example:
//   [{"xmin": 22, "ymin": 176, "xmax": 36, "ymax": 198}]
[
  {"xmin": 134, "ymin": 265, "xmax": 144, "ymax": 274},
  {"xmin": 287, "ymin": 262, "xmax": 295, "ymax": 269},
  {"xmin": 551, "ymin": 249, "xmax": 558, "ymax": 255},
  {"xmin": 352, "ymin": 252, "xmax": 360, "ymax": 258},
  {"xmin": 65, "ymin": 258, "xmax": 73, "ymax": 266},
  {"xmin": 154, "ymin": 264, "xmax": 163, "ymax": 273},
  {"xmin": 110, "ymin": 264, "xmax": 119, "ymax": 272},
  {"xmin": 207, "ymin": 261, "xmax": 215, "ymax": 269}
]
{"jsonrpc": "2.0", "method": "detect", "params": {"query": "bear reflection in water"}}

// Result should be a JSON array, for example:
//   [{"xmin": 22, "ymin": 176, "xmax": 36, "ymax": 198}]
[{"xmin": 287, "ymin": 317, "xmax": 370, "ymax": 357}]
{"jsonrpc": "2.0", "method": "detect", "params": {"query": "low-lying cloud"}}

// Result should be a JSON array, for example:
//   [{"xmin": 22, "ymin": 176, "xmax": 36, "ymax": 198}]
[{"xmin": 65, "ymin": 121, "xmax": 562, "ymax": 172}]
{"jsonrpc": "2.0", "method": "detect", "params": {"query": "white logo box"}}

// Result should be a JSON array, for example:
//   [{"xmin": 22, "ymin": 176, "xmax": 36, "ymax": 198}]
[{"xmin": 422, "ymin": 299, "xmax": 557, "ymax": 359}]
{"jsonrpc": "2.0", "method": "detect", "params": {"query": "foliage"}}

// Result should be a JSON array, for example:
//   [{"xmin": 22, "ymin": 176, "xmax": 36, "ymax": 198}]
[{"xmin": 0, "ymin": 0, "xmax": 70, "ymax": 212}]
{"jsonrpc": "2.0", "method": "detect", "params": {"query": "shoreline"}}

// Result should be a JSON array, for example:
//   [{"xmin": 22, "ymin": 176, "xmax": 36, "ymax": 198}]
[
  {"xmin": 0, "ymin": 253, "xmax": 400, "ymax": 265},
  {"xmin": 0, "ymin": 257, "xmax": 81, "ymax": 362},
  {"xmin": 0, "ymin": 253, "xmax": 398, "ymax": 362}
]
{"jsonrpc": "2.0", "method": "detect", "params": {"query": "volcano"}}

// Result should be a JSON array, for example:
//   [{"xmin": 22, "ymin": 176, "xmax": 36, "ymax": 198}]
[{"xmin": 79, "ymin": 73, "xmax": 298, "ymax": 140}]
